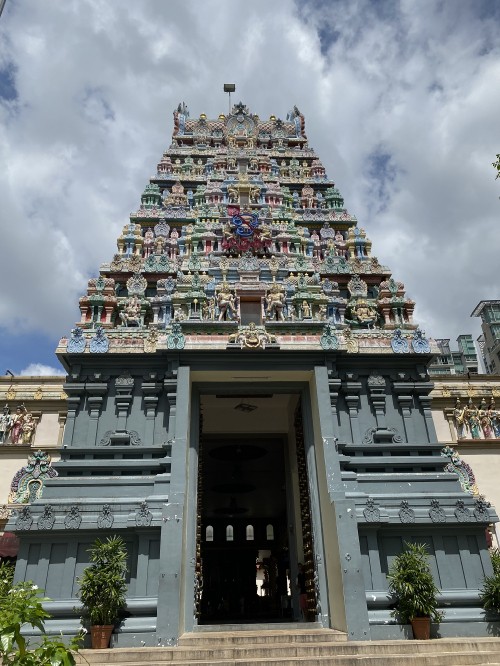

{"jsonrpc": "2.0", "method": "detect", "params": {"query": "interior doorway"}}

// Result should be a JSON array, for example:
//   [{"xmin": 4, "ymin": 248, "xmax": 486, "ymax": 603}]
[{"xmin": 197, "ymin": 392, "xmax": 301, "ymax": 624}]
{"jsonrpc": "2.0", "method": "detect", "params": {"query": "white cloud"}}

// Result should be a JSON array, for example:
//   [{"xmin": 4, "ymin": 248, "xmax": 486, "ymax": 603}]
[
  {"xmin": 0, "ymin": 0, "xmax": 498, "ymax": 356},
  {"xmin": 19, "ymin": 363, "xmax": 65, "ymax": 377}
]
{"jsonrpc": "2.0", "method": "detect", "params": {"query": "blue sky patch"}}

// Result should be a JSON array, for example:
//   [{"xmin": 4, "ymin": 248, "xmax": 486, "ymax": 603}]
[{"xmin": 0, "ymin": 64, "xmax": 17, "ymax": 101}]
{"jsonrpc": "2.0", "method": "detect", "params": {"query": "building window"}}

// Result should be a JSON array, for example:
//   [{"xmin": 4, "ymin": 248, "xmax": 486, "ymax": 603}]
[
  {"xmin": 266, "ymin": 524, "xmax": 274, "ymax": 541},
  {"xmin": 246, "ymin": 525, "xmax": 254, "ymax": 541},
  {"xmin": 206, "ymin": 525, "xmax": 214, "ymax": 542},
  {"xmin": 226, "ymin": 525, "xmax": 234, "ymax": 542}
]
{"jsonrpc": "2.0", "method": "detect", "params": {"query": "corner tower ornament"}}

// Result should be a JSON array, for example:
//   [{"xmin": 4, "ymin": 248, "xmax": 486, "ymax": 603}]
[{"xmin": 15, "ymin": 100, "xmax": 494, "ymax": 649}]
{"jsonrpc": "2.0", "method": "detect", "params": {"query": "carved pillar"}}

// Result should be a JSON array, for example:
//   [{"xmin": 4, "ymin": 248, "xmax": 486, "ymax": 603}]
[
  {"xmin": 343, "ymin": 378, "xmax": 362, "ymax": 443},
  {"xmin": 164, "ymin": 369, "xmax": 178, "ymax": 442},
  {"xmin": 367, "ymin": 373, "xmax": 387, "ymax": 429},
  {"xmin": 414, "ymin": 382, "xmax": 437, "ymax": 443},
  {"xmin": 86, "ymin": 382, "xmax": 108, "ymax": 446},
  {"xmin": 445, "ymin": 408, "xmax": 457, "ymax": 443},
  {"xmin": 313, "ymin": 366, "xmax": 370, "ymax": 639},
  {"xmin": 62, "ymin": 384, "xmax": 84, "ymax": 446},
  {"xmin": 141, "ymin": 380, "xmax": 161, "ymax": 446},
  {"xmin": 393, "ymin": 381, "xmax": 415, "ymax": 443},
  {"xmin": 157, "ymin": 365, "xmax": 189, "ymax": 645},
  {"xmin": 57, "ymin": 412, "xmax": 67, "ymax": 447},
  {"xmin": 114, "ymin": 373, "xmax": 134, "ymax": 433}
]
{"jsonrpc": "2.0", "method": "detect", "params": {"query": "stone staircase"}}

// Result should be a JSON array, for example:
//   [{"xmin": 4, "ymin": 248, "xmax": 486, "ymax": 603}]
[{"xmin": 76, "ymin": 626, "xmax": 500, "ymax": 666}]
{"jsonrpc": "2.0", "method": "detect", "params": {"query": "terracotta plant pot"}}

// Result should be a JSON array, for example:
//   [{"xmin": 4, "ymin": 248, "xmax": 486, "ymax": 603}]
[
  {"xmin": 90, "ymin": 625, "xmax": 114, "ymax": 649},
  {"xmin": 411, "ymin": 616, "xmax": 431, "ymax": 640}
]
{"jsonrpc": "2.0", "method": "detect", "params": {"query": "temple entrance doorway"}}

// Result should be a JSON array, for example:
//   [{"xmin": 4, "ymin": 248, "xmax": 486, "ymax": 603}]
[{"xmin": 196, "ymin": 392, "xmax": 317, "ymax": 625}]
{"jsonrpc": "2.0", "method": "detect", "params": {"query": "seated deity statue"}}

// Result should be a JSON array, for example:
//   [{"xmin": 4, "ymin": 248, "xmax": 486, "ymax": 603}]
[
  {"xmin": 120, "ymin": 296, "xmax": 141, "ymax": 327},
  {"xmin": 346, "ymin": 301, "xmax": 378, "ymax": 328}
]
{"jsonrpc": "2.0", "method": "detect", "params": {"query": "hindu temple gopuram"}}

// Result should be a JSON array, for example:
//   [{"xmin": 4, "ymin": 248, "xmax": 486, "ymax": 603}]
[{"xmin": 8, "ymin": 102, "xmax": 498, "ymax": 644}]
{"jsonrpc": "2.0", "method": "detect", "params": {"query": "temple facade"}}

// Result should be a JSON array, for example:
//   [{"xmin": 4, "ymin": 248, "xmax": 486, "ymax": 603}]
[{"xmin": 8, "ymin": 103, "xmax": 498, "ymax": 644}]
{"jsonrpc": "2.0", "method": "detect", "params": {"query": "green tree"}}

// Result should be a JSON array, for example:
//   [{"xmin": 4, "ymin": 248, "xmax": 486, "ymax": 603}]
[{"xmin": 0, "ymin": 563, "xmax": 81, "ymax": 665}]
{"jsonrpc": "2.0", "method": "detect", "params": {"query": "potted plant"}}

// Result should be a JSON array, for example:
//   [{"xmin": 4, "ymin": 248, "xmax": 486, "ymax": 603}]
[
  {"xmin": 387, "ymin": 541, "xmax": 443, "ymax": 639},
  {"xmin": 480, "ymin": 548, "xmax": 500, "ymax": 616},
  {"xmin": 77, "ymin": 536, "xmax": 128, "ymax": 649}
]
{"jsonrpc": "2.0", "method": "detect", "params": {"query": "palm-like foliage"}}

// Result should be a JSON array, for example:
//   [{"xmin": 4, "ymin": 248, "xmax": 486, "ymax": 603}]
[
  {"xmin": 387, "ymin": 542, "xmax": 443, "ymax": 624},
  {"xmin": 480, "ymin": 548, "xmax": 500, "ymax": 615},
  {"xmin": 77, "ymin": 536, "xmax": 128, "ymax": 626}
]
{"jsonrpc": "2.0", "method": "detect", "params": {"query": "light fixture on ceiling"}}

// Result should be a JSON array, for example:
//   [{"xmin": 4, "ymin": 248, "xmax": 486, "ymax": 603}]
[{"xmin": 234, "ymin": 403, "xmax": 257, "ymax": 412}]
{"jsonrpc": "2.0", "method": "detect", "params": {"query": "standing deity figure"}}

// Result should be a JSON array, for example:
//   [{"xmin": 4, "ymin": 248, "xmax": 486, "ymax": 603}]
[
  {"xmin": 21, "ymin": 413, "xmax": 37, "ymax": 445},
  {"xmin": 0, "ymin": 405, "xmax": 11, "ymax": 444},
  {"xmin": 453, "ymin": 398, "xmax": 466, "ymax": 439},
  {"xmin": 302, "ymin": 301, "xmax": 311, "ymax": 319},
  {"xmin": 265, "ymin": 284, "xmax": 286, "ymax": 322},
  {"xmin": 154, "ymin": 235, "xmax": 166, "ymax": 254},
  {"xmin": 489, "ymin": 400, "xmax": 500, "ymax": 438},
  {"xmin": 465, "ymin": 400, "xmax": 481, "ymax": 439},
  {"xmin": 216, "ymin": 283, "xmax": 238, "ymax": 321},
  {"xmin": 8, "ymin": 405, "xmax": 27, "ymax": 445},
  {"xmin": 143, "ymin": 228, "xmax": 155, "ymax": 257},
  {"xmin": 479, "ymin": 398, "xmax": 494, "ymax": 438}
]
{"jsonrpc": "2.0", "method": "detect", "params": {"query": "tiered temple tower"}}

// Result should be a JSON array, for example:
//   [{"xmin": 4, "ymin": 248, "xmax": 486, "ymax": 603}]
[{"xmin": 9, "ymin": 102, "xmax": 497, "ymax": 644}]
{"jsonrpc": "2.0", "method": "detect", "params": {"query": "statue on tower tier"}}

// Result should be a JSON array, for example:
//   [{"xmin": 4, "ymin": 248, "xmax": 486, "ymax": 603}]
[
  {"xmin": 8, "ymin": 405, "xmax": 27, "ymax": 445},
  {"xmin": 120, "ymin": 296, "xmax": 142, "ymax": 327},
  {"xmin": 0, "ymin": 405, "xmax": 11, "ymax": 444},
  {"xmin": 221, "ymin": 212, "xmax": 271, "ymax": 255},
  {"xmin": 265, "ymin": 283, "xmax": 286, "ymax": 321},
  {"xmin": 216, "ymin": 283, "xmax": 238, "ymax": 321}
]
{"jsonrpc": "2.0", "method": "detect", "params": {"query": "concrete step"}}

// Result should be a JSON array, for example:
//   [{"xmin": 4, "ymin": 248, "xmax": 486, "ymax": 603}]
[
  {"xmin": 179, "ymin": 627, "xmax": 347, "ymax": 646},
  {"xmin": 75, "ymin": 636, "xmax": 500, "ymax": 666}
]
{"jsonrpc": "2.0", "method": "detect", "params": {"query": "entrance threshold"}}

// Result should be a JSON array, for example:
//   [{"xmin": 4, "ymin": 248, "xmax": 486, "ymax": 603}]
[{"xmin": 193, "ymin": 621, "xmax": 323, "ymax": 632}]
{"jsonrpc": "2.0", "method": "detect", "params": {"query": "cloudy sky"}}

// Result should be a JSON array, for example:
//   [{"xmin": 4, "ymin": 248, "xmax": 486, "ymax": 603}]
[{"xmin": 0, "ymin": 0, "xmax": 499, "ymax": 376}]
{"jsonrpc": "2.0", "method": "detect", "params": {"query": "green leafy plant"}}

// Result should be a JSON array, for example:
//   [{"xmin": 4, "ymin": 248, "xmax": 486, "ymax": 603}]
[
  {"xmin": 387, "ymin": 541, "xmax": 443, "ymax": 624},
  {"xmin": 480, "ymin": 548, "xmax": 500, "ymax": 615},
  {"xmin": 0, "ymin": 577, "xmax": 81, "ymax": 665},
  {"xmin": 0, "ymin": 561, "xmax": 15, "ymax": 598},
  {"xmin": 77, "ymin": 536, "xmax": 128, "ymax": 626}
]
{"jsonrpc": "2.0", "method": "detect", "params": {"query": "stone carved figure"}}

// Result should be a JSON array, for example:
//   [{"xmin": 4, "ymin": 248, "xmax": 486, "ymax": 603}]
[
  {"xmin": 265, "ymin": 284, "xmax": 286, "ymax": 321},
  {"xmin": 8, "ymin": 405, "xmax": 27, "ymax": 445},
  {"xmin": 21, "ymin": 413, "xmax": 36, "ymax": 445},
  {"xmin": 490, "ymin": 400, "xmax": 500, "ymax": 438},
  {"xmin": 120, "ymin": 295, "xmax": 142, "ymax": 327},
  {"xmin": 465, "ymin": 399, "xmax": 481, "ymax": 439},
  {"xmin": 229, "ymin": 322, "xmax": 276, "ymax": 350},
  {"xmin": 349, "ymin": 301, "xmax": 378, "ymax": 328},
  {"xmin": 479, "ymin": 398, "xmax": 493, "ymax": 438},
  {"xmin": 453, "ymin": 398, "xmax": 466, "ymax": 440},
  {"xmin": 216, "ymin": 283, "xmax": 238, "ymax": 321},
  {"xmin": 0, "ymin": 405, "xmax": 11, "ymax": 444}
]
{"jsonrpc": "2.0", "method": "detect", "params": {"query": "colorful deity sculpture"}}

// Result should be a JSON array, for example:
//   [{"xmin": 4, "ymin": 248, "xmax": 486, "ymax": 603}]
[
  {"xmin": 21, "ymin": 413, "xmax": 37, "ymax": 445},
  {"xmin": 465, "ymin": 399, "xmax": 481, "ymax": 439},
  {"xmin": 216, "ymin": 283, "xmax": 238, "ymax": 321},
  {"xmin": 453, "ymin": 398, "xmax": 466, "ymax": 439},
  {"xmin": 265, "ymin": 284, "xmax": 286, "ymax": 322},
  {"xmin": 8, "ymin": 405, "xmax": 27, "ymax": 445},
  {"xmin": 479, "ymin": 398, "xmax": 494, "ymax": 439},
  {"xmin": 0, "ymin": 405, "xmax": 11, "ymax": 444},
  {"xmin": 120, "ymin": 296, "xmax": 142, "ymax": 327}
]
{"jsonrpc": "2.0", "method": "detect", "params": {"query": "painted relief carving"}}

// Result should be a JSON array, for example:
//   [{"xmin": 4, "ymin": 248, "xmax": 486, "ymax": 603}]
[{"xmin": 8, "ymin": 450, "xmax": 58, "ymax": 503}]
